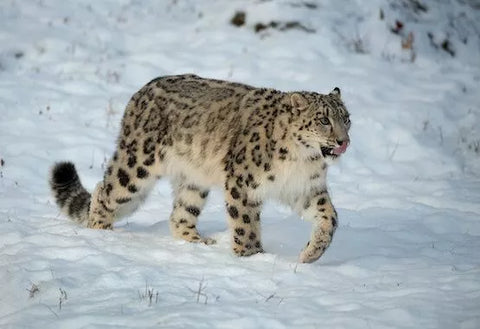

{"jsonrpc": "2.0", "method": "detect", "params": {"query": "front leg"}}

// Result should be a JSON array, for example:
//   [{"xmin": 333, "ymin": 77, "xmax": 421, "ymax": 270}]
[
  {"xmin": 224, "ymin": 175, "xmax": 264, "ymax": 257},
  {"xmin": 299, "ymin": 189, "xmax": 338, "ymax": 263}
]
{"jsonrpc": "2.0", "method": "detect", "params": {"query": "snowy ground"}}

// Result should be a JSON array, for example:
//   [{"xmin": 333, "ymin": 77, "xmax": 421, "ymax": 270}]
[{"xmin": 1, "ymin": 0, "xmax": 480, "ymax": 328}]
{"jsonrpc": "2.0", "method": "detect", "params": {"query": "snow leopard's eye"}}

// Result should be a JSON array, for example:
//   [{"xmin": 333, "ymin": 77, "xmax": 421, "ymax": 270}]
[
  {"xmin": 320, "ymin": 117, "xmax": 330, "ymax": 125},
  {"xmin": 343, "ymin": 116, "xmax": 350, "ymax": 125}
]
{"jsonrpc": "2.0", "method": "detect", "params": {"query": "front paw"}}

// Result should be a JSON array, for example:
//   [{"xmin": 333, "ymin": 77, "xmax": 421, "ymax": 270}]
[
  {"xmin": 299, "ymin": 242, "xmax": 325, "ymax": 263},
  {"xmin": 232, "ymin": 238, "xmax": 264, "ymax": 257}
]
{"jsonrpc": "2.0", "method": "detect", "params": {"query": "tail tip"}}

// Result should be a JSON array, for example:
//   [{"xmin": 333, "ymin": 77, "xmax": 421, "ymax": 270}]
[{"xmin": 51, "ymin": 162, "xmax": 78, "ymax": 186}]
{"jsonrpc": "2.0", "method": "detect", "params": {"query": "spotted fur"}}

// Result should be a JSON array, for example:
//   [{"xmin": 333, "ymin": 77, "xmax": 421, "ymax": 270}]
[{"xmin": 50, "ymin": 74, "xmax": 351, "ymax": 263}]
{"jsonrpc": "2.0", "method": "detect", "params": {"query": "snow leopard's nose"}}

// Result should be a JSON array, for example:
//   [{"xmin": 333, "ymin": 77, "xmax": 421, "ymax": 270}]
[
  {"xmin": 336, "ymin": 138, "xmax": 350, "ymax": 147},
  {"xmin": 332, "ymin": 138, "xmax": 349, "ymax": 155}
]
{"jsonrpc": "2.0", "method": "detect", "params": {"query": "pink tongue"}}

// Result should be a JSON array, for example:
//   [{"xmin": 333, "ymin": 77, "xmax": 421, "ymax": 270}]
[{"xmin": 332, "ymin": 143, "xmax": 348, "ymax": 155}]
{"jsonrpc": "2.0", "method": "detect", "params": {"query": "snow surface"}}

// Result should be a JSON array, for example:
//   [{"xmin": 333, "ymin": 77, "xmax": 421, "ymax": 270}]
[{"xmin": 1, "ymin": 0, "xmax": 480, "ymax": 328}]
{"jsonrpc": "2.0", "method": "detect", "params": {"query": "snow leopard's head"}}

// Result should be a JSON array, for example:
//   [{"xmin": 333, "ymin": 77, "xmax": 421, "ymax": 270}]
[{"xmin": 290, "ymin": 88, "xmax": 351, "ymax": 161}]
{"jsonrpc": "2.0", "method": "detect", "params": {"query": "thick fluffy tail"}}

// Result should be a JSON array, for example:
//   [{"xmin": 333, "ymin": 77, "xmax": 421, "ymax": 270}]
[{"xmin": 50, "ymin": 162, "xmax": 91, "ymax": 226}]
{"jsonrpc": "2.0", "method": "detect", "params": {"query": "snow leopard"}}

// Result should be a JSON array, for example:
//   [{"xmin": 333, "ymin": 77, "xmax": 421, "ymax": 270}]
[{"xmin": 50, "ymin": 74, "xmax": 351, "ymax": 263}]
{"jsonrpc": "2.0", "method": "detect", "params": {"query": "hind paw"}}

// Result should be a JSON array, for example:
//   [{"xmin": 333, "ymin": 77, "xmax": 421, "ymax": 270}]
[{"xmin": 87, "ymin": 221, "xmax": 113, "ymax": 230}]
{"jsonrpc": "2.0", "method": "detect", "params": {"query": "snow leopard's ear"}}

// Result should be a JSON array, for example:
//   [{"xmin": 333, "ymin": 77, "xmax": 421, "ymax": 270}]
[
  {"xmin": 329, "ymin": 87, "xmax": 341, "ymax": 98},
  {"xmin": 290, "ymin": 93, "xmax": 309, "ymax": 110}
]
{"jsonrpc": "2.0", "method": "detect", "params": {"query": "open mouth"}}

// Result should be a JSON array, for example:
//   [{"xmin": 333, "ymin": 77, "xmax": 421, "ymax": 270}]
[
  {"xmin": 321, "ymin": 147, "xmax": 337, "ymax": 158},
  {"xmin": 321, "ymin": 143, "xmax": 348, "ymax": 158}
]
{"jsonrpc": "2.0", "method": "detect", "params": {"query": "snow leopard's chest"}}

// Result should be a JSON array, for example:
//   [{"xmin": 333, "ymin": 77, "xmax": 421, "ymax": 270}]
[{"xmin": 251, "ymin": 157, "xmax": 328, "ymax": 206}]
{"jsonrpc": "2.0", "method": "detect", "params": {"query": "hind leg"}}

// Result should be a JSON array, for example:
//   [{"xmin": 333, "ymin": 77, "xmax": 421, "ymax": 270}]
[
  {"xmin": 169, "ymin": 178, "xmax": 215, "ymax": 244},
  {"xmin": 224, "ymin": 175, "xmax": 264, "ymax": 257},
  {"xmin": 88, "ymin": 146, "xmax": 161, "ymax": 229}
]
